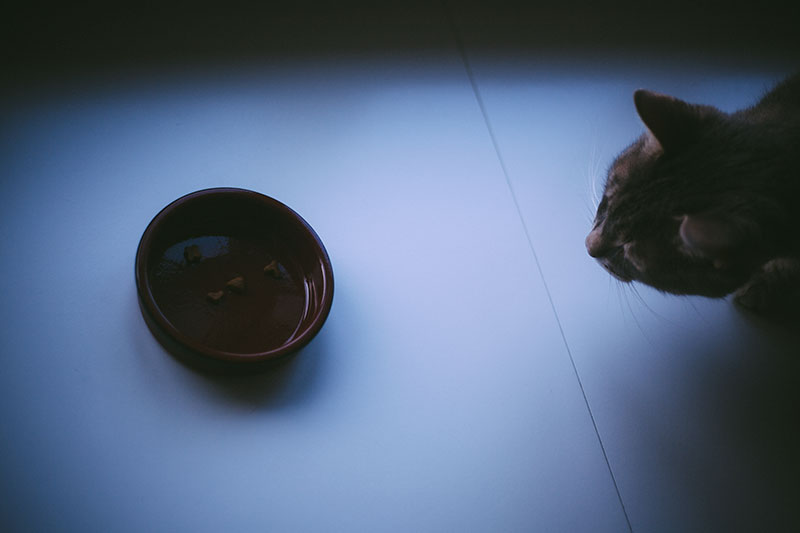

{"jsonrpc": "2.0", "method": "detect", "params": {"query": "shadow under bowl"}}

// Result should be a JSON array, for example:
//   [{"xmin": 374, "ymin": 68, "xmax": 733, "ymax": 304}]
[{"xmin": 135, "ymin": 188, "xmax": 334, "ymax": 374}]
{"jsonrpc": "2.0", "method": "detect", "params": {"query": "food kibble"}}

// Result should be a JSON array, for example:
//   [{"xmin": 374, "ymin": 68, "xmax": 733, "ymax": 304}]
[
  {"xmin": 226, "ymin": 276, "xmax": 246, "ymax": 293},
  {"xmin": 264, "ymin": 260, "xmax": 282, "ymax": 279},
  {"xmin": 184, "ymin": 244, "xmax": 202, "ymax": 264},
  {"xmin": 207, "ymin": 290, "xmax": 225, "ymax": 304}
]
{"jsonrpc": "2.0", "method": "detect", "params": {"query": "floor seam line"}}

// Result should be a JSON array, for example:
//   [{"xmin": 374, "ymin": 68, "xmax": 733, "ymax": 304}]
[{"xmin": 443, "ymin": 6, "xmax": 633, "ymax": 531}]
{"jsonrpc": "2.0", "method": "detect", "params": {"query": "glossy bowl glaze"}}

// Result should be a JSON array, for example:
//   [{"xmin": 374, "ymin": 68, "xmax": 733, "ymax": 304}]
[{"xmin": 135, "ymin": 188, "xmax": 334, "ymax": 374}]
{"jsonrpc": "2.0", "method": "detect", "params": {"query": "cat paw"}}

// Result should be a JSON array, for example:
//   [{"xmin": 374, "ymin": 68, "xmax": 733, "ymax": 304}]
[
  {"xmin": 734, "ymin": 281, "xmax": 772, "ymax": 314},
  {"xmin": 734, "ymin": 258, "xmax": 800, "ymax": 316}
]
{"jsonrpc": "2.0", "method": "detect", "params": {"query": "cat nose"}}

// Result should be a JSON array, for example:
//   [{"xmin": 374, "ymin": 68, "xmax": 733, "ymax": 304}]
[{"xmin": 585, "ymin": 229, "xmax": 610, "ymax": 258}]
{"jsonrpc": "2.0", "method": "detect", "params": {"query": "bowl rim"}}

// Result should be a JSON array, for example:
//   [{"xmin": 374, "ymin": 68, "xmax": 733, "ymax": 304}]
[{"xmin": 135, "ymin": 187, "xmax": 334, "ymax": 366}]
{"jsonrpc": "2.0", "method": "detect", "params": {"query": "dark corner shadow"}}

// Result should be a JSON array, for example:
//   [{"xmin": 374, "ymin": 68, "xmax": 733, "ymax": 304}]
[
  {"xmin": 4, "ymin": 1, "xmax": 799, "ymax": 89},
  {"xmin": 716, "ymin": 309, "xmax": 800, "ymax": 530},
  {"xmin": 733, "ymin": 303, "xmax": 800, "ymax": 341},
  {"xmin": 621, "ymin": 304, "xmax": 800, "ymax": 530}
]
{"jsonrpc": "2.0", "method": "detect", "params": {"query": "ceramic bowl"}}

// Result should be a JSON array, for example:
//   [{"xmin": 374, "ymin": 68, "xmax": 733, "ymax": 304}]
[{"xmin": 135, "ymin": 188, "xmax": 334, "ymax": 373}]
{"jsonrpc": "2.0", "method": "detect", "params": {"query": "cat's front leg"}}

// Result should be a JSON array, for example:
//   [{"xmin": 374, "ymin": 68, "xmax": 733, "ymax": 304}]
[{"xmin": 734, "ymin": 257, "xmax": 800, "ymax": 315}]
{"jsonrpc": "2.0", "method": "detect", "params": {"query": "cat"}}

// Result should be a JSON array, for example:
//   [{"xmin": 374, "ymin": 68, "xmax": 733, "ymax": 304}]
[{"xmin": 586, "ymin": 73, "xmax": 800, "ymax": 315}]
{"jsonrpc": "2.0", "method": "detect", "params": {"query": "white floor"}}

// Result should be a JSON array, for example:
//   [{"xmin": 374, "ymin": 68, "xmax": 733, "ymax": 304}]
[{"xmin": 1, "ymin": 12, "xmax": 798, "ymax": 533}]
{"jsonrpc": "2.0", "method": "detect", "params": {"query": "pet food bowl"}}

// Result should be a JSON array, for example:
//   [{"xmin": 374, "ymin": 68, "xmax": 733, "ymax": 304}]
[{"xmin": 135, "ymin": 188, "xmax": 334, "ymax": 374}]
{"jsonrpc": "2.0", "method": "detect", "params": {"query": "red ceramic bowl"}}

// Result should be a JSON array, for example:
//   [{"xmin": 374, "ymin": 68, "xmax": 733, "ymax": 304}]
[{"xmin": 135, "ymin": 188, "xmax": 334, "ymax": 374}]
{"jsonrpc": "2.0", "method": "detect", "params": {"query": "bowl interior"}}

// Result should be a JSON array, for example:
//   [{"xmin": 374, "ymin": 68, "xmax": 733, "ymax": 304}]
[{"xmin": 138, "ymin": 189, "xmax": 332, "ymax": 360}]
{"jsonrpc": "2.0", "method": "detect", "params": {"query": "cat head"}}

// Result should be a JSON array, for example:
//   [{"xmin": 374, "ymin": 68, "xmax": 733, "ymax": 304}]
[{"xmin": 586, "ymin": 89, "xmax": 776, "ymax": 297}]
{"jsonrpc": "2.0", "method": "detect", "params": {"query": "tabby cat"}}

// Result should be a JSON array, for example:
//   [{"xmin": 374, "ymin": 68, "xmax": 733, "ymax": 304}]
[{"xmin": 586, "ymin": 74, "xmax": 800, "ymax": 314}]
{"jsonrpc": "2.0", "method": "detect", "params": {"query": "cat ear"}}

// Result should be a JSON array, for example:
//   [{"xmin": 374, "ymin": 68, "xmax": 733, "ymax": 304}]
[
  {"xmin": 634, "ymin": 90, "xmax": 701, "ymax": 152},
  {"xmin": 678, "ymin": 214, "xmax": 741, "ymax": 260}
]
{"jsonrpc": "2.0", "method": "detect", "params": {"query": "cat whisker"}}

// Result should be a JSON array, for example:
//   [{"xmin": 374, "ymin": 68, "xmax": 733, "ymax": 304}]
[
  {"xmin": 612, "ymin": 277, "xmax": 630, "ymax": 319},
  {"xmin": 583, "ymin": 200, "xmax": 598, "ymax": 224},
  {"xmin": 587, "ymin": 135, "xmax": 604, "ymax": 210},
  {"xmin": 684, "ymin": 296, "xmax": 704, "ymax": 320},
  {"xmin": 590, "ymin": 180, "xmax": 602, "ymax": 212},
  {"xmin": 613, "ymin": 278, "xmax": 636, "ymax": 320},
  {"xmin": 628, "ymin": 282, "xmax": 679, "ymax": 326},
  {"xmin": 622, "ymin": 285, "xmax": 643, "ymax": 326},
  {"xmin": 623, "ymin": 283, "xmax": 661, "ymax": 350},
  {"xmin": 627, "ymin": 282, "xmax": 646, "ymax": 307},
  {"xmin": 583, "ymin": 137, "xmax": 604, "ymax": 212}
]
